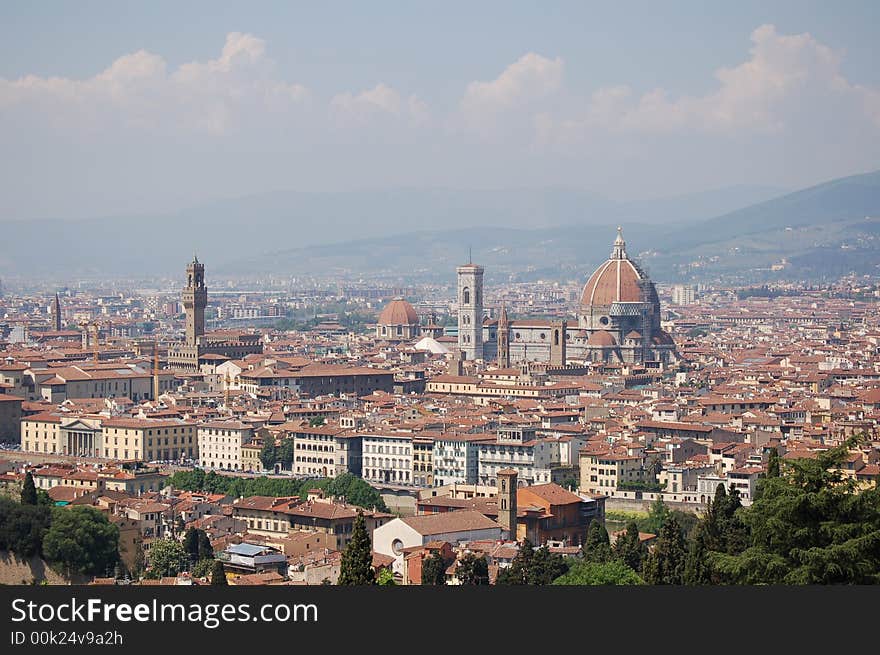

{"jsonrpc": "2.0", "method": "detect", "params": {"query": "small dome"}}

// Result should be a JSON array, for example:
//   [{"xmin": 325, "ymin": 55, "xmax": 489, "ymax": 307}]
[
  {"xmin": 588, "ymin": 330, "xmax": 618, "ymax": 347},
  {"xmin": 625, "ymin": 330, "xmax": 642, "ymax": 340},
  {"xmin": 378, "ymin": 297, "xmax": 419, "ymax": 326}
]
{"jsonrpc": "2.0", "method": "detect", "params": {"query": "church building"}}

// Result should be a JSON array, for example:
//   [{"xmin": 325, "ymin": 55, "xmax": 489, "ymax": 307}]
[{"xmin": 460, "ymin": 228, "xmax": 677, "ymax": 366}]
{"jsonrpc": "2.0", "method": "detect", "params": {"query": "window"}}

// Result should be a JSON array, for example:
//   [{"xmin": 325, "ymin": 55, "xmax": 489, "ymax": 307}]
[{"xmin": 463, "ymin": 288, "xmax": 470, "ymax": 305}]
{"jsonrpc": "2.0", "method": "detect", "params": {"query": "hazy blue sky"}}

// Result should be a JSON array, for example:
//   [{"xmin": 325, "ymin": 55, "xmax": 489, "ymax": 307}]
[{"xmin": 2, "ymin": 1, "xmax": 878, "ymax": 219}]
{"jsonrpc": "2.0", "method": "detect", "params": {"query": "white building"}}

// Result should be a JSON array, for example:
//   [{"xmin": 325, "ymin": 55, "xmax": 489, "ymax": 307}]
[
  {"xmin": 477, "ymin": 425, "xmax": 555, "ymax": 486},
  {"xmin": 432, "ymin": 434, "xmax": 493, "ymax": 487},
  {"xmin": 292, "ymin": 425, "xmax": 362, "ymax": 478},
  {"xmin": 360, "ymin": 433, "xmax": 414, "ymax": 486},
  {"xmin": 198, "ymin": 420, "xmax": 255, "ymax": 471},
  {"xmin": 373, "ymin": 511, "xmax": 502, "ymax": 577}
]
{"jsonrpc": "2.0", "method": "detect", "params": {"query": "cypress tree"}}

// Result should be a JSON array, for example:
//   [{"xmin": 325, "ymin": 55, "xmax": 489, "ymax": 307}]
[
  {"xmin": 766, "ymin": 448, "xmax": 780, "ymax": 478},
  {"xmin": 683, "ymin": 522, "xmax": 713, "ymax": 585},
  {"xmin": 210, "ymin": 559, "xmax": 227, "ymax": 585},
  {"xmin": 643, "ymin": 517, "xmax": 686, "ymax": 585},
  {"xmin": 21, "ymin": 472, "xmax": 38, "ymax": 505},
  {"xmin": 583, "ymin": 520, "xmax": 612, "ymax": 563},
  {"xmin": 338, "ymin": 511, "xmax": 375, "ymax": 585},
  {"xmin": 613, "ymin": 522, "xmax": 647, "ymax": 572},
  {"xmin": 496, "ymin": 538, "xmax": 534, "ymax": 585},
  {"xmin": 421, "ymin": 552, "xmax": 447, "ymax": 585}
]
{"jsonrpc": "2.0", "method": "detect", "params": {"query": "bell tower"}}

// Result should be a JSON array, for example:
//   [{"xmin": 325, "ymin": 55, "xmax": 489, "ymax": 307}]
[
  {"xmin": 183, "ymin": 255, "xmax": 207, "ymax": 346},
  {"xmin": 497, "ymin": 304, "xmax": 510, "ymax": 368},
  {"xmin": 497, "ymin": 468, "xmax": 518, "ymax": 540},
  {"xmin": 457, "ymin": 261, "xmax": 484, "ymax": 361}
]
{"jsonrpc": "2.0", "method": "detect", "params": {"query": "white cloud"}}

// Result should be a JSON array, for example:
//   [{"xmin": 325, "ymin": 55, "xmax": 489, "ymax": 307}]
[
  {"xmin": 0, "ymin": 32, "xmax": 310, "ymax": 134},
  {"xmin": 458, "ymin": 53, "xmax": 563, "ymax": 136},
  {"xmin": 541, "ymin": 24, "xmax": 880, "ymax": 144},
  {"xmin": 462, "ymin": 52, "xmax": 563, "ymax": 112}
]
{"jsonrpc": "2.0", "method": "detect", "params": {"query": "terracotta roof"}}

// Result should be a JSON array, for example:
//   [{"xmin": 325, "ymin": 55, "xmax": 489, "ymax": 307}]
[
  {"xmin": 400, "ymin": 511, "xmax": 501, "ymax": 536},
  {"xmin": 378, "ymin": 297, "xmax": 419, "ymax": 326}
]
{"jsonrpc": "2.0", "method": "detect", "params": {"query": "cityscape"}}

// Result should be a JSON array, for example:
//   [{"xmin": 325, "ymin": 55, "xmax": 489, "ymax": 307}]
[{"xmin": 1, "ymin": 3, "xmax": 879, "ymax": 593}]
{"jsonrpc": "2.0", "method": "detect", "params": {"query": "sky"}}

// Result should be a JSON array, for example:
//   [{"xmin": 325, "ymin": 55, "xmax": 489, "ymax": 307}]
[{"xmin": 1, "ymin": 0, "xmax": 879, "ymax": 220}]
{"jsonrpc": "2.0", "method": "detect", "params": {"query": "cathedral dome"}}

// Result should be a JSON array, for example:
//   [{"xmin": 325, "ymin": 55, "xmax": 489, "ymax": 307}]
[
  {"xmin": 378, "ymin": 297, "xmax": 419, "ymax": 326},
  {"xmin": 580, "ymin": 227, "xmax": 646, "ymax": 307}
]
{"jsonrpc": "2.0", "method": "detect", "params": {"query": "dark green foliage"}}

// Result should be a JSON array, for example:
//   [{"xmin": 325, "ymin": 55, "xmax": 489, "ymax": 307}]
[
  {"xmin": 21, "ymin": 472, "xmax": 37, "ymax": 505},
  {"xmin": 36, "ymin": 489, "xmax": 53, "ymax": 506},
  {"xmin": 42, "ymin": 506, "xmax": 119, "ymax": 576},
  {"xmin": 613, "ymin": 521, "xmax": 648, "ymax": 573},
  {"xmin": 560, "ymin": 477, "xmax": 579, "ymax": 491},
  {"xmin": 183, "ymin": 527, "xmax": 213, "ymax": 568},
  {"xmin": 496, "ymin": 540, "xmax": 568, "ymax": 585},
  {"xmin": 278, "ymin": 438, "xmax": 295, "ymax": 467},
  {"xmin": 310, "ymin": 473, "xmax": 389, "ymax": 512},
  {"xmin": 456, "ymin": 553, "xmax": 490, "ymax": 585},
  {"xmin": 338, "ymin": 512, "xmax": 375, "ymax": 585},
  {"xmin": 710, "ymin": 438, "xmax": 880, "ymax": 584},
  {"xmin": 211, "ymin": 559, "xmax": 227, "ymax": 585},
  {"xmin": 259, "ymin": 441, "xmax": 277, "ymax": 470},
  {"xmin": 766, "ymin": 448, "xmax": 780, "ymax": 478},
  {"xmin": 643, "ymin": 517, "xmax": 687, "ymax": 585},
  {"xmin": 309, "ymin": 417, "xmax": 326, "ymax": 427},
  {"xmin": 552, "ymin": 560, "xmax": 645, "ymax": 585},
  {"xmin": 0, "ymin": 497, "xmax": 51, "ymax": 557},
  {"xmin": 703, "ymin": 484, "xmax": 750, "ymax": 555},
  {"xmin": 583, "ymin": 520, "xmax": 612, "ymax": 563},
  {"xmin": 421, "ymin": 552, "xmax": 448, "ymax": 586},
  {"xmin": 495, "ymin": 539, "xmax": 534, "ymax": 585},
  {"xmin": 147, "ymin": 539, "xmax": 188, "ymax": 578},
  {"xmin": 165, "ymin": 470, "xmax": 388, "ymax": 512},
  {"xmin": 683, "ymin": 522, "xmax": 714, "ymax": 585}
]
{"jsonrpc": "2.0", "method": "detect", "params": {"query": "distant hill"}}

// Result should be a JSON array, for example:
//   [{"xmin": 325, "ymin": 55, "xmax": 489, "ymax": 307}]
[
  {"xmin": 0, "ymin": 171, "xmax": 877, "ymax": 283},
  {"xmin": 225, "ymin": 170, "xmax": 880, "ymax": 284},
  {"xmin": 0, "ymin": 184, "xmax": 786, "ymax": 277}
]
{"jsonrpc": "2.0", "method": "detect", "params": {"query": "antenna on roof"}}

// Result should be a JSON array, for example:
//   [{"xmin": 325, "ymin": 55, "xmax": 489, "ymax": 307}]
[{"xmin": 468, "ymin": 246, "xmax": 472, "ymax": 265}]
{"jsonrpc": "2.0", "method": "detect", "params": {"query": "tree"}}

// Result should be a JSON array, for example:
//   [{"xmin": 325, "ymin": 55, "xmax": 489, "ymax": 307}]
[
  {"xmin": 338, "ymin": 511, "xmax": 375, "ymax": 585},
  {"xmin": 529, "ymin": 545, "xmax": 569, "ymax": 584},
  {"xmin": 259, "ymin": 441, "xmax": 277, "ymax": 471},
  {"xmin": 376, "ymin": 568, "xmax": 396, "ymax": 585},
  {"xmin": 641, "ymin": 496, "xmax": 672, "ymax": 536},
  {"xmin": 278, "ymin": 438, "xmax": 295, "ymax": 469},
  {"xmin": 147, "ymin": 539, "xmax": 188, "ymax": 578},
  {"xmin": 42, "ymin": 506, "xmax": 119, "ymax": 576},
  {"xmin": 613, "ymin": 522, "xmax": 647, "ymax": 573},
  {"xmin": 0, "ymin": 498, "xmax": 50, "ymax": 557},
  {"xmin": 583, "ymin": 520, "xmax": 612, "ymax": 563},
  {"xmin": 496, "ymin": 539, "xmax": 534, "ymax": 585},
  {"xmin": 309, "ymin": 416, "xmax": 326, "ymax": 427},
  {"xmin": 183, "ymin": 527, "xmax": 213, "ymax": 568},
  {"xmin": 553, "ymin": 560, "xmax": 645, "ymax": 585},
  {"xmin": 456, "ymin": 553, "xmax": 490, "ymax": 585},
  {"xmin": 766, "ymin": 448, "xmax": 780, "ymax": 478},
  {"xmin": 421, "ymin": 553, "xmax": 447, "ymax": 585},
  {"xmin": 21, "ymin": 472, "xmax": 38, "ymax": 505},
  {"xmin": 683, "ymin": 522, "xmax": 713, "ymax": 585},
  {"xmin": 643, "ymin": 517, "xmax": 687, "ymax": 585},
  {"xmin": 711, "ymin": 437, "xmax": 880, "ymax": 584},
  {"xmin": 211, "ymin": 559, "xmax": 227, "ymax": 585},
  {"xmin": 496, "ymin": 540, "xmax": 568, "ymax": 585}
]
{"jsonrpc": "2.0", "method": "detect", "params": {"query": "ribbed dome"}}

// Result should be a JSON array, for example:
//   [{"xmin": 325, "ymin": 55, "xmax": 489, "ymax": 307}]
[
  {"xmin": 378, "ymin": 297, "xmax": 419, "ymax": 326},
  {"xmin": 580, "ymin": 227, "xmax": 646, "ymax": 307}
]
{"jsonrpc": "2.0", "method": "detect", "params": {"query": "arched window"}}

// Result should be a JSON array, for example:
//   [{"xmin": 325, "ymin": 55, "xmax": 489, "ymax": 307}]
[
  {"xmin": 463, "ymin": 287, "xmax": 470, "ymax": 305},
  {"xmin": 554, "ymin": 330, "xmax": 560, "ymax": 346}
]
